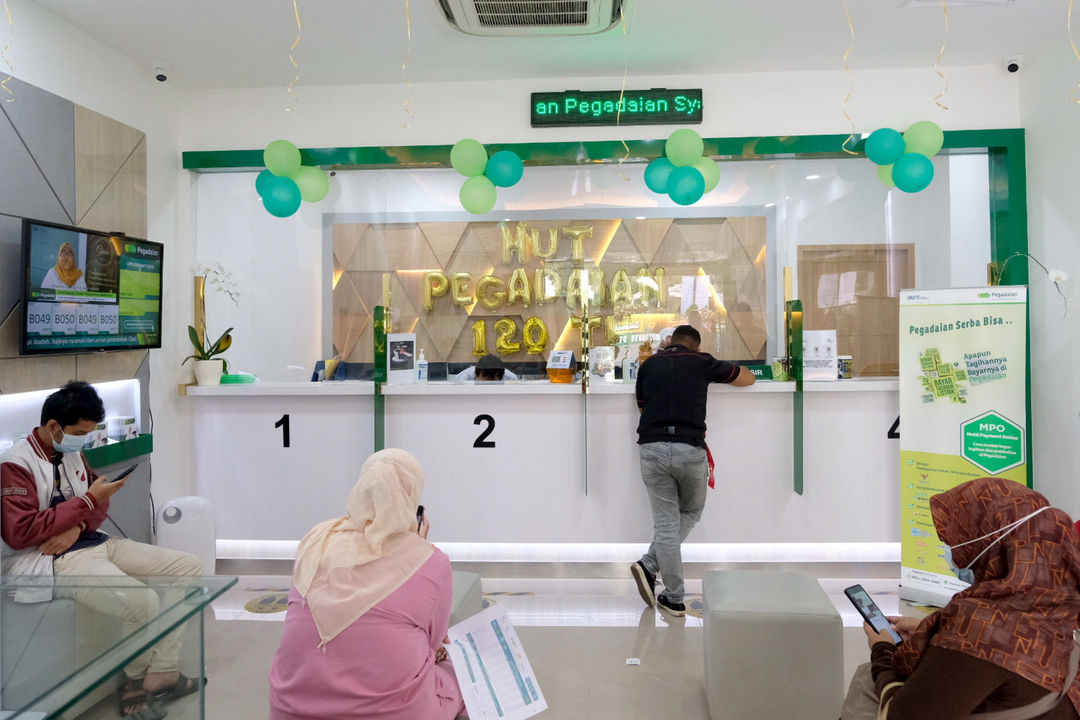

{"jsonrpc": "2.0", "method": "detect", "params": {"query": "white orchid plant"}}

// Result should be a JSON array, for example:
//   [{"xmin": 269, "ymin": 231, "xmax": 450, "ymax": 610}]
[{"xmin": 194, "ymin": 261, "xmax": 240, "ymax": 306}]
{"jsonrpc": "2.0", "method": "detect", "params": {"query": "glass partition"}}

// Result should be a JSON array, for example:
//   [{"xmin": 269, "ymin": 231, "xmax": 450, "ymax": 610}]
[{"xmin": 327, "ymin": 152, "xmax": 991, "ymax": 378}]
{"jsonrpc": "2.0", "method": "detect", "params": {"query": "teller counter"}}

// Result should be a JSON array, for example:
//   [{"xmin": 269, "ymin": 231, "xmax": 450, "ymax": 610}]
[{"xmin": 186, "ymin": 378, "xmax": 901, "ymax": 561}]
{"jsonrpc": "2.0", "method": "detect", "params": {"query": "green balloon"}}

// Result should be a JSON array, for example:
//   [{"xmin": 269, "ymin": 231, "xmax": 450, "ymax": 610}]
[
  {"xmin": 877, "ymin": 164, "xmax": 895, "ymax": 188},
  {"xmin": 665, "ymin": 129, "xmax": 704, "ymax": 167},
  {"xmin": 903, "ymin": 121, "xmax": 944, "ymax": 157},
  {"xmin": 451, "ymin": 139, "xmax": 488, "ymax": 177},
  {"xmin": 460, "ymin": 176, "xmax": 497, "ymax": 215},
  {"xmin": 693, "ymin": 157, "xmax": 721, "ymax": 193},
  {"xmin": 294, "ymin": 166, "xmax": 330, "ymax": 203},
  {"xmin": 264, "ymin": 140, "xmax": 302, "ymax": 178}
]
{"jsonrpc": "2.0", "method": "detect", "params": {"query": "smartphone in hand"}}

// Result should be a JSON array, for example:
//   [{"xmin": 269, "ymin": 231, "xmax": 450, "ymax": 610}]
[
  {"xmin": 107, "ymin": 462, "xmax": 140, "ymax": 484},
  {"xmin": 844, "ymin": 584, "xmax": 903, "ymax": 644}
]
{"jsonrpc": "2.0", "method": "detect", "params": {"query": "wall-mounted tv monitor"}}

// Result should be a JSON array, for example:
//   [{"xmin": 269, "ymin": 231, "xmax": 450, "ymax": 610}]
[{"xmin": 20, "ymin": 218, "xmax": 163, "ymax": 355}]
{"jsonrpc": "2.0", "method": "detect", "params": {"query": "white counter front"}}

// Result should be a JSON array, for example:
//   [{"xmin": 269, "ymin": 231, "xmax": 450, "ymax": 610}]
[
  {"xmin": 188, "ymin": 379, "xmax": 901, "ymax": 555},
  {"xmin": 189, "ymin": 387, "xmax": 375, "ymax": 541}
]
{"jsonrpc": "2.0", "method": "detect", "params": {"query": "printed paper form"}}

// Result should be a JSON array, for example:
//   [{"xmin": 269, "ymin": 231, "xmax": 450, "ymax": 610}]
[{"xmin": 447, "ymin": 605, "xmax": 548, "ymax": 719}]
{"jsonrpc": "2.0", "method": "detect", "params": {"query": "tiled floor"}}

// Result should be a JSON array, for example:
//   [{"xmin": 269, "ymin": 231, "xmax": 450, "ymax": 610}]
[{"xmin": 182, "ymin": 566, "xmax": 922, "ymax": 720}]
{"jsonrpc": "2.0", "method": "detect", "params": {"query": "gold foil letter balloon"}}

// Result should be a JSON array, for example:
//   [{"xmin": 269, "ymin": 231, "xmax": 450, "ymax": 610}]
[
  {"xmin": 531, "ymin": 227, "xmax": 559, "ymax": 259},
  {"xmin": 523, "ymin": 316, "xmax": 549, "ymax": 354},
  {"xmin": 562, "ymin": 226, "xmax": 593, "ymax": 263},
  {"xmin": 507, "ymin": 268, "xmax": 533, "ymax": 308},
  {"xmin": 494, "ymin": 317, "xmax": 521, "ymax": 354},
  {"xmin": 471, "ymin": 319, "xmax": 488, "ymax": 356},
  {"xmin": 637, "ymin": 267, "xmax": 666, "ymax": 309},
  {"xmin": 424, "ymin": 271, "xmax": 449, "ymax": 312},
  {"xmin": 476, "ymin": 275, "xmax": 507, "ymax": 310},
  {"xmin": 451, "ymin": 273, "xmax": 474, "ymax": 307},
  {"xmin": 534, "ymin": 268, "xmax": 562, "ymax": 305},
  {"xmin": 501, "ymin": 223, "xmax": 529, "ymax": 265},
  {"xmin": 610, "ymin": 269, "xmax": 634, "ymax": 310},
  {"xmin": 565, "ymin": 270, "xmax": 583, "ymax": 312}
]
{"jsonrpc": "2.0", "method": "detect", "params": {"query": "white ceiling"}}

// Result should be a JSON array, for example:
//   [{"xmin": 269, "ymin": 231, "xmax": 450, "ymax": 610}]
[{"xmin": 35, "ymin": 0, "xmax": 1062, "ymax": 90}]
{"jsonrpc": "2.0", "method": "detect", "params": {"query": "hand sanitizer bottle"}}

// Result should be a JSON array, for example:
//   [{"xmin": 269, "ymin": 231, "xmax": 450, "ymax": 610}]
[{"xmin": 417, "ymin": 349, "xmax": 429, "ymax": 383}]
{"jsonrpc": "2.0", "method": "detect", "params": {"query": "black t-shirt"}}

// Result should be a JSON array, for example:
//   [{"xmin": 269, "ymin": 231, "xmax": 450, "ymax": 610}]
[{"xmin": 635, "ymin": 344, "xmax": 740, "ymax": 445}]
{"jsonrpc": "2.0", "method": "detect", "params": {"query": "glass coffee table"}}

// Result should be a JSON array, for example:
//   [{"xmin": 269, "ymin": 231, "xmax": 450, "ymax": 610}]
[{"xmin": 1, "ymin": 575, "xmax": 236, "ymax": 719}]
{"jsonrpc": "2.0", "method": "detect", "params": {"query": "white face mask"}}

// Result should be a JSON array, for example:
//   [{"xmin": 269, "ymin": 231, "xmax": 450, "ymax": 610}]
[
  {"xmin": 51, "ymin": 425, "xmax": 87, "ymax": 454},
  {"xmin": 945, "ymin": 505, "xmax": 1051, "ymax": 582}
]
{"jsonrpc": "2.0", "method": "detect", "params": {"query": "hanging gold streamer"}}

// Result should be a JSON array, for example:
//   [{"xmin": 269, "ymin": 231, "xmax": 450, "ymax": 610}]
[
  {"xmin": 284, "ymin": 0, "xmax": 301, "ymax": 111},
  {"xmin": 401, "ymin": 0, "xmax": 414, "ymax": 127},
  {"xmin": 933, "ymin": 0, "xmax": 950, "ymax": 111},
  {"xmin": 1068, "ymin": 0, "xmax": 1080, "ymax": 103},
  {"xmin": 840, "ymin": 0, "xmax": 857, "ymax": 154},
  {"xmin": 614, "ymin": 4, "xmax": 630, "ymax": 180},
  {"xmin": 1, "ymin": 0, "xmax": 14, "ymax": 103}
]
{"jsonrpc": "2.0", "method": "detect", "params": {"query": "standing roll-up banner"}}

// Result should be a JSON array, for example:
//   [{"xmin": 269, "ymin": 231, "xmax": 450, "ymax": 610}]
[{"xmin": 898, "ymin": 286, "xmax": 1029, "ymax": 607}]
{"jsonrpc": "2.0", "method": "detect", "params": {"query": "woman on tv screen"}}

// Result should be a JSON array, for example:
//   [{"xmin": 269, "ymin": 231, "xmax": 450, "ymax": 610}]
[{"xmin": 41, "ymin": 242, "xmax": 86, "ymax": 291}]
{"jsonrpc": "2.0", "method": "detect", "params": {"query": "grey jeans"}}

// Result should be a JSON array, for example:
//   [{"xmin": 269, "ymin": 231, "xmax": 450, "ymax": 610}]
[{"xmin": 638, "ymin": 441, "xmax": 709, "ymax": 604}]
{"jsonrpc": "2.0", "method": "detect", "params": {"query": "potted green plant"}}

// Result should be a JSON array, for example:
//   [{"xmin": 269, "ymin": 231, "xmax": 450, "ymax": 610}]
[{"xmin": 184, "ymin": 325, "xmax": 233, "ymax": 385}]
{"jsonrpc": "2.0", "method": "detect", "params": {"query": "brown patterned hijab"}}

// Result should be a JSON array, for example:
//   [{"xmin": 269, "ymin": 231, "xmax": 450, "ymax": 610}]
[{"xmin": 894, "ymin": 478, "xmax": 1080, "ymax": 711}]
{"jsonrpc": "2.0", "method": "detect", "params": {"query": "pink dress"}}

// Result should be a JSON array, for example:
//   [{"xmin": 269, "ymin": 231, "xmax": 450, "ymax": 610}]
[{"xmin": 269, "ymin": 549, "xmax": 466, "ymax": 720}]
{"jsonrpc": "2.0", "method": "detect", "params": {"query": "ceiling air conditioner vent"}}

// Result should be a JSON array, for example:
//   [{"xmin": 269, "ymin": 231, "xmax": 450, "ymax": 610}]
[{"xmin": 438, "ymin": 0, "xmax": 623, "ymax": 36}]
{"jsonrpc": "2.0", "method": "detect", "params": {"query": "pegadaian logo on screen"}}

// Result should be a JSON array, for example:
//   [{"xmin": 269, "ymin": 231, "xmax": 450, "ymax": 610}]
[{"xmin": 126, "ymin": 243, "xmax": 160, "ymax": 258}]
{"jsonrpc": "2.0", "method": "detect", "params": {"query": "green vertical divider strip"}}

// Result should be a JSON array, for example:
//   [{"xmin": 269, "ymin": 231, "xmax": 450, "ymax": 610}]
[
  {"xmin": 582, "ymin": 385, "xmax": 589, "ymax": 497},
  {"xmin": 785, "ymin": 300, "xmax": 804, "ymax": 495},
  {"xmin": 988, "ymin": 133, "xmax": 1032, "ymax": 488},
  {"xmin": 373, "ymin": 306, "xmax": 387, "ymax": 452}
]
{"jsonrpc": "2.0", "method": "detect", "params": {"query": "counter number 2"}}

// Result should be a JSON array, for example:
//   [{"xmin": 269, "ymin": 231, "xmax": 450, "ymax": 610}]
[{"xmin": 473, "ymin": 414, "xmax": 495, "ymax": 449}]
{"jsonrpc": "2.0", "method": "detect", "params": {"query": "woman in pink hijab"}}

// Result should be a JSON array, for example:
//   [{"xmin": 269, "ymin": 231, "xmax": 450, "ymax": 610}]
[{"xmin": 269, "ymin": 449, "xmax": 466, "ymax": 720}]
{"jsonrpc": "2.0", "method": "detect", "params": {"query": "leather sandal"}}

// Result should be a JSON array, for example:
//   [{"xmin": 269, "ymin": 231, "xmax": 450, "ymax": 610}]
[
  {"xmin": 149, "ymin": 673, "xmax": 205, "ymax": 703},
  {"xmin": 118, "ymin": 679, "xmax": 166, "ymax": 720}
]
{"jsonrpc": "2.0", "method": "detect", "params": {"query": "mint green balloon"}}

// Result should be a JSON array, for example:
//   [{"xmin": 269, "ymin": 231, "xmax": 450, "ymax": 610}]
[
  {"xmin": 903, "ymin": 121, "xmax": 944, "ymax": 157},
  {"xmin": 877, "ymin": 164, "xmax": 895, "ymax": 188},
  {"xmin": 451, "ymin": 139, "xmax": 488, "ymax": 177},
  {"xmin": 264, "ymin": 140, "xmax": 302, "ymax": 178},
  {"xmin": 294, "ymin": 166, "xmax": 330, "ymax": 202},
  {"xmin": 665, "ymin": 129, "xmax": 704, "ymax": 167},
  {"xmin": 460, "ymin": 176, "xmax": 497, "ymax": 215},
  {"xmin": 693, "ymin": 157, "xmax": 721, "ymax": 193}
]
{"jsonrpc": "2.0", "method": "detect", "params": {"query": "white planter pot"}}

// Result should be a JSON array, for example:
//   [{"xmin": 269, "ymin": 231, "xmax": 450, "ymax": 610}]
[{"xmin": 194, "ymin": 359, "xmax": 224, "ymax": 386}]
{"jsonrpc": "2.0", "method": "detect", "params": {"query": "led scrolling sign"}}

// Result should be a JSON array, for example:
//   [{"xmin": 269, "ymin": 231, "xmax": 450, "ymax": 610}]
[{"xmin": 530, "ymin": 89, "xmax": 703, "ymax": 127}]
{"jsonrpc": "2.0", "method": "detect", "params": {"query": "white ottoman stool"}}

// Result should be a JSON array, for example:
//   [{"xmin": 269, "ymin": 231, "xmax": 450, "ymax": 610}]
[{"xmin": 703, "ymin": 570, "xmax": 843, "ymax": 720}]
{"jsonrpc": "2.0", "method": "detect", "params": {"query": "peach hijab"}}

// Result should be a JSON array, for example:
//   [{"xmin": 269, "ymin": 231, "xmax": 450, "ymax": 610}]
[{"xmin": 292, "ymin": 448, "xmax": 434, "ymax": 646}]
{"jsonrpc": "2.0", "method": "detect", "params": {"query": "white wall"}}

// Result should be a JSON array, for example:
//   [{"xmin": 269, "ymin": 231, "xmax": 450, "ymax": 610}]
[
  {"xmin": 5, "ymin": 0, "xmax": 193, "ymax": 506},
  {"xmin": 1018, "ymin": 46, "xmax": 1080, "ymax": 512}
]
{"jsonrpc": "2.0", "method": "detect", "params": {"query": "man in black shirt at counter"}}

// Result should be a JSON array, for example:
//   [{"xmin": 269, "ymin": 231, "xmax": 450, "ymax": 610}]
[{"xmin": 630, "ymin": 324, "xmax": 755, "ymax": 616}]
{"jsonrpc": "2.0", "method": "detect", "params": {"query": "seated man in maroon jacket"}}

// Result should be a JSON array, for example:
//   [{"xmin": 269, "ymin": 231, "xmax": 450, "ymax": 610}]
[{"xmin": 0, "ymin": 381, "xmax": 203, "ymax": 719}]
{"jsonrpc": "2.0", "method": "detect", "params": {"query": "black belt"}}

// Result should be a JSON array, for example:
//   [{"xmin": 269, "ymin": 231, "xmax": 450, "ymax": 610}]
[{"xmin": 658, "ymin": 425, "xmax": 704, "ymax": 438}]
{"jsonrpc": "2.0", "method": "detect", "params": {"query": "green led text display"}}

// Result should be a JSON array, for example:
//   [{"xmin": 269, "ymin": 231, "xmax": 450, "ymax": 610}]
[{"xmin": 531, "ymin": 89, "xmax": 703, "ymax": 127}]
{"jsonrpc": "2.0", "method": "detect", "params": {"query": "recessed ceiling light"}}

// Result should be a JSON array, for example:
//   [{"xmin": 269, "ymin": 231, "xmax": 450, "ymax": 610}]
[
  {"xmin": 806, "ymin": 174, "xmax": 821, "ymax": 180},
  {"xmin": 635, "ymin": 216, "xmax": 646, "ymax": 220},
  {"xmin": 764, "ymin": 202, "xmax": 776, "ymax": 208}
]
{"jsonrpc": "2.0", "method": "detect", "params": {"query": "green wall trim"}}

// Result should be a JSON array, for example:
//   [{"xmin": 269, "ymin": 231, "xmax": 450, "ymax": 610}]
[
  {"xmin": 182, "ymin": 129, "xmax": 1027, "ymax": 172},
  {"xmin": 83, "ymin": 434, "xmax": 153, "ymax": 469}
]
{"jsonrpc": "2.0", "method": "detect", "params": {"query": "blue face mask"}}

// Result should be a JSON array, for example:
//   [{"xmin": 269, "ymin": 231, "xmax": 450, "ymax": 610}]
[
  {"xmin": 943, "ymin": 505, "xmax": 1051, "ymax": 586},
  {"xmin": 51, "ymin": 427, "xmax": 86, "ymax": 454},
  {"xmin": 942, "ymin": 545, "xmax": 975, "ymax": 585}
]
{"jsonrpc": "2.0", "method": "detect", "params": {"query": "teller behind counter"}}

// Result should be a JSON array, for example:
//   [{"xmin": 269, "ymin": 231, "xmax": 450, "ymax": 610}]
[{"xmin": 452, "ymin": 354, "xmax": 520, "ymax": 383}]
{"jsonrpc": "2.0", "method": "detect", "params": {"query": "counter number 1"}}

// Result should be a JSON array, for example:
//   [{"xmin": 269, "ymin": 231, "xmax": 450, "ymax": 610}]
[{"xmin": 275, "ymin": 413, "xmax": 291, "ymax": 448}]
